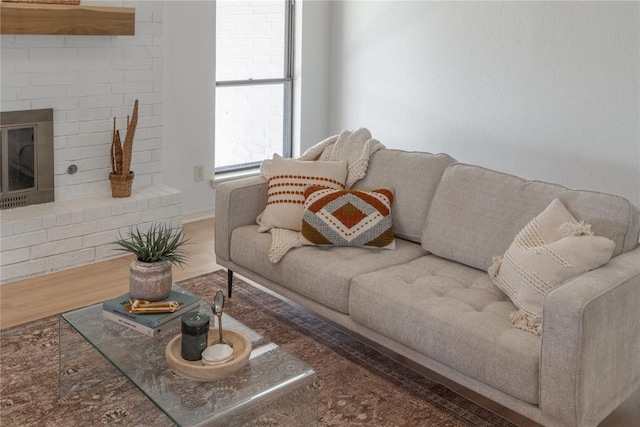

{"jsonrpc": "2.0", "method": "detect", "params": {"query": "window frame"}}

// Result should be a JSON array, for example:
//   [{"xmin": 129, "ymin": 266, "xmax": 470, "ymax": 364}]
[{"xmin": 214, "ymin": 0, "xmax": 295, "ymax": 174}]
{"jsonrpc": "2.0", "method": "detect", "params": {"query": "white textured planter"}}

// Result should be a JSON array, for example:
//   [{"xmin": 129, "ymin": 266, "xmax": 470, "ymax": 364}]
[{"xmin": 129, "ymin": 260, "xmax": 172, "ymax": 301}]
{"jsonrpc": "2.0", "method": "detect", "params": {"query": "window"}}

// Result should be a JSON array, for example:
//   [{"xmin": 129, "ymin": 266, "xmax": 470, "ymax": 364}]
[{"xmin": 215, "ymin": 0, "xmax": 294, "ymax": 173}]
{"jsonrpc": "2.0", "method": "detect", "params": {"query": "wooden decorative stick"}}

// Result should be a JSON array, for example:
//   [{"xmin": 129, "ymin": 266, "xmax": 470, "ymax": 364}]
[
  {"xmin": 121, "ymin": 99, "xmax": 138, "ymax": 175},
  {"xmin": 111, "ymin": 120, "xmax": 123, "ymax": 175}
]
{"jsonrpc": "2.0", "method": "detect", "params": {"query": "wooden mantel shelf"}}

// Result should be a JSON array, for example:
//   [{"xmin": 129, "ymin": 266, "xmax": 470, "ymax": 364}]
[{"xmin": 0, "ymin": 2, "xmax": 135, "ymax": 35}]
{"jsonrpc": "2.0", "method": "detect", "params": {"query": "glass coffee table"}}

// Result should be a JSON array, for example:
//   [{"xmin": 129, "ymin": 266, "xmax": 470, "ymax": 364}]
[{"xmin": 58, "ymin": 285, "xmax": 318, "ymax": 426}]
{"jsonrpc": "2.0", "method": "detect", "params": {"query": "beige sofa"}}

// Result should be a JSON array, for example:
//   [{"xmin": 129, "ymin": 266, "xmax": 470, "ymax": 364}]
[{"xmin": 214, "ymin": 149, "xmax": 640, "ymax": 427}]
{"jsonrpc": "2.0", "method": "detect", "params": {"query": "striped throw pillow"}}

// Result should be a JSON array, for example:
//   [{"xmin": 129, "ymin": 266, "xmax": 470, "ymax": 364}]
[
  {"xmin": 259, "ymin": 154, "xmax": 348, "ymax": 231},
  {"xmin": 489, "ymin": 199, "xmax": 615, "ymax": 335},
  {"xmin": 300, "ymin": 185, "xmax": 395, "ymax": 249}
]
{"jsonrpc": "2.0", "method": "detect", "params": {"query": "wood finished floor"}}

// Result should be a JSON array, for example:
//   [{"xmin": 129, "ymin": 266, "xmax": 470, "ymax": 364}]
[
  {"xmin": 0, "ymin": 218, "xmax": 220, "ymax": 329},
  {"xmin": 0, "ymin": 217, "xmax": 637, "ymax": 426}
]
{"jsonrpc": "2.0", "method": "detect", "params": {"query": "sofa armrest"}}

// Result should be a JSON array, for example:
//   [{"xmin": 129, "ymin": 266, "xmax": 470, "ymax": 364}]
[
  {"xmin": 540, "ymin": 247, "xmax": 640, "ymax": 427},
  {"xmin": 214, "ymin": 176, "xmax": 267, "ymax": 262}
]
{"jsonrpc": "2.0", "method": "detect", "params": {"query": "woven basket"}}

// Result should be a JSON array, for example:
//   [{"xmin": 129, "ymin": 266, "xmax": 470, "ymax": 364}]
[
  {"xmin": 109, "ymin": 171, "xmax": 134, "ymax": 198},
  {"xmin": 2, "ymin": 0, "xmax": 81, "ymax": 4}
]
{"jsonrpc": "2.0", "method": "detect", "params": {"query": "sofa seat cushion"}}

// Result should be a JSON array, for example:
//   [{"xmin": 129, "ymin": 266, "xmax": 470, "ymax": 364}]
[
  {"xmin": 230, "ymin": 225, "xmax": 427, "ymax": 313},
  {"xmin": 349, "ymin": 255, "xmax": 541, "ymax": 404}
]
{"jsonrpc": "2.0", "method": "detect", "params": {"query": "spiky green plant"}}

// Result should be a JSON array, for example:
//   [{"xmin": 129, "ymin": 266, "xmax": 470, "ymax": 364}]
[{"xmin": 113, "ymin": 223, "xmax": 189, "ymax": 267}]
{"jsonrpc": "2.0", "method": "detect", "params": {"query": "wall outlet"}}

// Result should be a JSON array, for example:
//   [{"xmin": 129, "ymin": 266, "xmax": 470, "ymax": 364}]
[{"xmin": 194, "ymin": 165, "xmax": 204, "ymax": 182}]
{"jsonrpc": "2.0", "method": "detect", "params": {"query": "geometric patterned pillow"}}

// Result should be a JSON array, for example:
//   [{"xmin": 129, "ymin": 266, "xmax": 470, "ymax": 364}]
[
  {"xmin": 259, "ymin": 154, "xmax": 348, "ymax": 232},
  {"xmin": 489, "ymin": 199, "xmax": 615, "ymax": 335},
  {"xmin": 300, "ymin": 185, "xmax": 395, "ymax": 249}
]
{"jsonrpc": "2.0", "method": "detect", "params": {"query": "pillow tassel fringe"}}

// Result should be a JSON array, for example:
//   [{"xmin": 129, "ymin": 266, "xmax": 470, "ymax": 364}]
[
  {"xmin": 510, "ymin": 310, "xmax": 542, "ymax": 336},
  {"xmin": 560, "ymin": 221, "xmax": 593, "ymax": 237},
  {"xmin": 488, "ymin": 255, "xmax": 503, "ymax": 278}
]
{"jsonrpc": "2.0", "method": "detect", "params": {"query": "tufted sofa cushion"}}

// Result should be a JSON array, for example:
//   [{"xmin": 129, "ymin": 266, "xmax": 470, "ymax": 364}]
[
  {"xmin": 349, "ymin": 255, "xmax": 541, "ymax": 404},
  {"xmin": 230, "ymin": 224, "xmax": 427, "ymax": 313}
]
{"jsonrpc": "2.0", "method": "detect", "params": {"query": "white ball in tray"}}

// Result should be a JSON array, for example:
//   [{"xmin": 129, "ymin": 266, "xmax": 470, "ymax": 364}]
[{"xmin": 201, "ymin": 343, "xmax": 234, "ymax": 366}]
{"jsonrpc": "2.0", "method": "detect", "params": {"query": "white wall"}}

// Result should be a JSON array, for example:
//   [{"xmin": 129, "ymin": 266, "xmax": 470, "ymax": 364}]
[
  {"xmin": 160, "ymin": 0, "xmax": 332, "ymax": 215},
  {"xmin": 295, "ymin": 0, "xmax": 332, "ymax": 155},
  {"xmin": 327, "ymin": 1, "xmax": 640, "ymax": 205},
  {"xmin": 162, "ymin": 1, "xmax": 216, "ymax": 219},
  {"xmin": 4, "ymin": 1, "xmax": 636, "ymax": 215},
  {"xmin": 161, "ymin": 0, "xmax": 329, "ymax": 216}
]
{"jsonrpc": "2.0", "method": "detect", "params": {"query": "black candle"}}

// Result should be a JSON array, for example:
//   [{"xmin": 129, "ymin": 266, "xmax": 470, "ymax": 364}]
[{"xmin": 181, "ymin": 312, "xmax": 210, "ymax": 361}]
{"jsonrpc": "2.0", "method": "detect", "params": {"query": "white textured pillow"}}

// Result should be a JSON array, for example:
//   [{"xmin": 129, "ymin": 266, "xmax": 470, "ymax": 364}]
[
  {"xmin": 259, "ymin": 154, "xmax": 347, "ymax": 231},
  {"xmin": 489, "ymin": 199, "xmax": 615, "ymax": 335}
]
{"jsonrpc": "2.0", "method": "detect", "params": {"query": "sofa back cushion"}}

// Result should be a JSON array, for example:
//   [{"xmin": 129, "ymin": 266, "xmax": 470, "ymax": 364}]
[
  {"xmin": 422, "ymin": 163, "xmax": 640, "ymax": 271},
  {"xmin": 352, "ymin": 149, "xmax": 456, "ymax": 242}
]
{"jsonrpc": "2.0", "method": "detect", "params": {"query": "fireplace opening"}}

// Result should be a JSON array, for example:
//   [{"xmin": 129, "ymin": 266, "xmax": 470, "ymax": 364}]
[{"xmin": 0, "ymin": 109, "xmax": 54, "ymax": 209}]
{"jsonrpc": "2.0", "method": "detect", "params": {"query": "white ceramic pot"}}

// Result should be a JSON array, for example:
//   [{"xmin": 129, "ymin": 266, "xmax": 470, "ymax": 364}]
[{"xmin": 129, "ymin": 259, "xmax": 172, "ymax": 301}]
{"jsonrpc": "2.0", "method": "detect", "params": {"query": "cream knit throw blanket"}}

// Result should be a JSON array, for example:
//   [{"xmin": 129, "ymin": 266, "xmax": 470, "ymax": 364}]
[{"xmin": 258, "ymin": 128, "xmax": 385, "ymax": 263}]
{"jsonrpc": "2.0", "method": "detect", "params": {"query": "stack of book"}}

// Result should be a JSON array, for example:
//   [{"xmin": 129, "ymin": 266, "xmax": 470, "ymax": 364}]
[{"xmin": 102, "ymin": 290, "xmax": 202, "ymax": 336}]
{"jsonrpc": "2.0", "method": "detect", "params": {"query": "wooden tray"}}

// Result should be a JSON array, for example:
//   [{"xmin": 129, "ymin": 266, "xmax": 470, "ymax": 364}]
[{"xmin": 165, "ymin": 328, "xmax": 252, "ymax": 381}]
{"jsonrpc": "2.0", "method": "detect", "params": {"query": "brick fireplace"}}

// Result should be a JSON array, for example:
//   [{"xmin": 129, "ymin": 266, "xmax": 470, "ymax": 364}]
[
  {"xmin": 0, "ymin": 1, "xmax": 183, "ymax": 284},
  {"xmin": 0, "ymin": 185, "xmax": 182, "ymax": 284}
]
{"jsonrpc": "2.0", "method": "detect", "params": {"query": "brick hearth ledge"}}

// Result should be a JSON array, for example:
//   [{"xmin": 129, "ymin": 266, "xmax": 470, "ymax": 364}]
[{"xmin": 0, "ymin": 185, "xmax": 182, "ymax": 285}]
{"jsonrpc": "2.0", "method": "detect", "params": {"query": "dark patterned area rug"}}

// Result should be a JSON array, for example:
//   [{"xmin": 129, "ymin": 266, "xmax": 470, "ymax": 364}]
[{"xmin": 1, "ymin": 270, "xmax": 515, "ymax": 426}]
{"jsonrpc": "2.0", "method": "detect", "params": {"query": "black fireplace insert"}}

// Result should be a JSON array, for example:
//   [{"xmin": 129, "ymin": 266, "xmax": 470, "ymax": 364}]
[{"xmin": 0, "ymin": 109, "xmax": 54, "ymax": 209}]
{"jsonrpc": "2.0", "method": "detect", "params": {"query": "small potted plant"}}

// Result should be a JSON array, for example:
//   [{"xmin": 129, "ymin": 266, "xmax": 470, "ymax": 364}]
[{"xmin": 113, "ymin": 223, "xmax": 188, "ymax": 301}]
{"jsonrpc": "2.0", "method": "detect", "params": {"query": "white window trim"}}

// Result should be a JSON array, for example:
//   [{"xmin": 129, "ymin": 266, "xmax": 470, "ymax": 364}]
[{"xmin": 210, "ymin": 167, "xmax": 261, "ymax": 188}]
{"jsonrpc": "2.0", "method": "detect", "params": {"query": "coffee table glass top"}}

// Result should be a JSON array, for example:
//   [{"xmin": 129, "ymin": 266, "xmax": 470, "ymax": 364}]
[{"xmin": 59, "ymin": 285, "xmax": 317, "ymax": 426}]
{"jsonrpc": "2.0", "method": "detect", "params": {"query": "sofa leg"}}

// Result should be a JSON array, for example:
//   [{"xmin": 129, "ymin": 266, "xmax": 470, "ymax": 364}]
[{"xmin": 227, "ymin": 269, "xmax": 234, "ymax": 298}]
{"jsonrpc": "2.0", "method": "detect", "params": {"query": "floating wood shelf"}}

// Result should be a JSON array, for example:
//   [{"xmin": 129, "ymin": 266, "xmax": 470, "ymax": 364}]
[{"xmin": 0, "ymin": 2, "xmax": 135, "ymax": 35}]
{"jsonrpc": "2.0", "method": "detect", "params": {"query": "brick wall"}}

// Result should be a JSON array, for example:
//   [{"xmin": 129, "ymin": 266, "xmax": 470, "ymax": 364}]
[
  {"xmin": 0, "ymin": 1, "xmax": 164, "ymax": 201},
  {"xmin": 0, "ymin": 185, "xmax": 182, "ymax": 284},
  {"xmin": 0, "ymin": 1, "xmax": 185, "ymax": 284}
]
